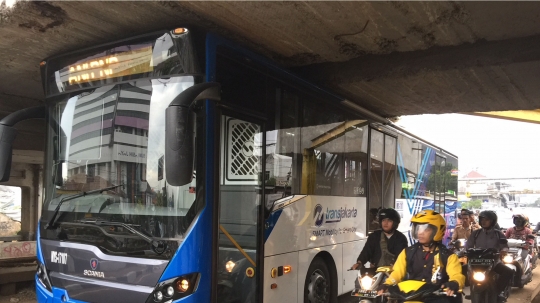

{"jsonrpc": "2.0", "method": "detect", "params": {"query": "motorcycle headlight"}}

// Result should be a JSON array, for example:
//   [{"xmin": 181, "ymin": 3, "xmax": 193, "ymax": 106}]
[
  {"xmin": 503, "ymin": 255, "xmax": 514, "ymax": 264},
  {"xmin": 473, "ymin": 271, "xmax": 486, "ymax": 282},
  {"xmin": 360, "ymin": 275, "xmax": 374, "ymax": 290},
  {"xmin": 225, "ymin": 261, "xmax": 236, "ymax": 273}
]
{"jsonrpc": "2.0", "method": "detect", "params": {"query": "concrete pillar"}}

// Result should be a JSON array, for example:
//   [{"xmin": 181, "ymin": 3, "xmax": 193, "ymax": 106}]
[{"xmin": 3, "ymin": 162, "xmax": 43, "ymax": 241}]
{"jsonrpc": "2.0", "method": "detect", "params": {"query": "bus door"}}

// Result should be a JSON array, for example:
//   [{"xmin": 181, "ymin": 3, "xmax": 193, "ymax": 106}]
[{"xmin": 216, "ymin": 113, "xmax": 265, "ymax": 303}]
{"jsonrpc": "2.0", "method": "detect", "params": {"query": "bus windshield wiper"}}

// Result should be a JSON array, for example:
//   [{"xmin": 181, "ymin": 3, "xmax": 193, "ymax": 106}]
[
  {"xmin": 76, "ymin": 218, "xmax": 167, "ymax": 255},
  {"xmin": 45, "ymin": 184, "xmax": 124, "ymax": 230}
]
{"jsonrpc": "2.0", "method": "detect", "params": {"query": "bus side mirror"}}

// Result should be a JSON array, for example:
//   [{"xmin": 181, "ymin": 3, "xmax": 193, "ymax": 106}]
[
  {"xmin": 52, "ymin": 134, "xmax": 67, "ymax": 187},
  {"xmin": 0, "ymin": 106, "xmax": 47, "ymax": 182},
  {"xmin": 165, "ymin": 83, "xmax": 220, "ymax": 186},
  {"xmin": 0, "ymin": 125, "xmax": 17, "ymax": 182}
]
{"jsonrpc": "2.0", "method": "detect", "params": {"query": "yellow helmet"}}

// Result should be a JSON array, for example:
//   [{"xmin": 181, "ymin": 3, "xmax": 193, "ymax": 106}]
[{"xmin": 410, "ymin": 210, "xmax": 446, "ymax": 242}]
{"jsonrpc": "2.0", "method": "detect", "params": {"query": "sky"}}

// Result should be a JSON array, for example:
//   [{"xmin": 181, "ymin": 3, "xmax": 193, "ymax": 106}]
[{"xmin": 396, "ymin": 114, "xmax": 540, "ymax": 180}]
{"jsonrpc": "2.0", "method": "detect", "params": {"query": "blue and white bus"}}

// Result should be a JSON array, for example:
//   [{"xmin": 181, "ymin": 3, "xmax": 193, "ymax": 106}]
[{"xmin": 0, "ymin": 28, "xmax": 458, "ymax": 303}]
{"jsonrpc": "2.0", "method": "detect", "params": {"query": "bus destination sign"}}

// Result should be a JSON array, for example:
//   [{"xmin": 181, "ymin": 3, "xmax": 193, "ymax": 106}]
[{"xmin": 60, "ymin": 45, "xmax": 154, "ymax": 86}]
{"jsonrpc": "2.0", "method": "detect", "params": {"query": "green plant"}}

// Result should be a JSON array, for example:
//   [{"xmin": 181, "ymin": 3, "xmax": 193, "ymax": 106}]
[
  {"xmin": 266, "ymin": 177, "xmax": 276, "ymax": 186},
  {"xmin": 461, "ymin": 199, "xmax": 482, "ymax": 210}
]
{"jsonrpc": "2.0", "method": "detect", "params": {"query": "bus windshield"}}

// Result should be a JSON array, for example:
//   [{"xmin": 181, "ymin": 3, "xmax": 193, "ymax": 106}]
[{"xmin": 41, "ymin": 76, "xmax": 200, "ymax": 259}]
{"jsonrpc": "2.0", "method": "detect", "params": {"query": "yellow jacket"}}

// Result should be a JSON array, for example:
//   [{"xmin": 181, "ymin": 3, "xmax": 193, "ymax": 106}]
[{"xmin": 384, "ymin": 245, "xmax": 465, "ymax": 289}]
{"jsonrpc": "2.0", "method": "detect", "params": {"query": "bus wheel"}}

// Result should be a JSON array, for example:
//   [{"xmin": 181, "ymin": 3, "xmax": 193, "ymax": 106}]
[{"xmin": 305, "ymin": 257, "xmax": 331, "ymax": 303}]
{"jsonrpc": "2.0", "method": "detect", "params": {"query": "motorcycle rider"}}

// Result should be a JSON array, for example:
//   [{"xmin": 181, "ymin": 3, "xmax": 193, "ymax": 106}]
[
  {"xmin": 505, "ymin": 214, "xmax": 535, "ymax": 265},
  {"xmin": 505, "ymin": 214, "xmax": 534, "ymax": 245},
  {"xmin": 463, "ymin": 209, "xmax": 480, "ymax": 230},
  {"xmin": 466, "ymin": 210, "xmax": 513, "ymax": 303},
  {"xmin": 352, "ymin": 208, "xmax": 408, "ymax": 270},
  {"xmin": 533, "ymin": 221, "xmax": 540, "ymax": 234},
  {"xmin": 452, "ymin": 210, "xmax": 477, "ymax": 241},
  {"xmin": 377, "ymin": 210, "xmax": 465, "ymax": 303}
]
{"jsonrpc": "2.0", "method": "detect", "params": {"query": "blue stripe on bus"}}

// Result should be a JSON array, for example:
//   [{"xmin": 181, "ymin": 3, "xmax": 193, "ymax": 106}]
[
  {"xmin": 264, "ymin": 209, "xmax": 283, "ymax": 243},
  {"xmin": 36, "ymin": 221, "xmax": 44, "ymax": 264}
]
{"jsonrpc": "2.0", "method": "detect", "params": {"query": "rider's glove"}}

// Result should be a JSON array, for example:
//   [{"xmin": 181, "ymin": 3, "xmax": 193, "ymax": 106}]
[{"xmin": 444, "ymin": 281, "xmax": 459, "ymax": 292}]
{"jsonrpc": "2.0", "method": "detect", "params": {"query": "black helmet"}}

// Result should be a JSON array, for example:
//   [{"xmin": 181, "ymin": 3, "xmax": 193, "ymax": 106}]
[
  {"xmin": 378, "ymin": 208, "xmax": 401, "ymax": 229},
  {"xmin": 478, "ymin": 210, "xmax": 498, "ymax": 228}
]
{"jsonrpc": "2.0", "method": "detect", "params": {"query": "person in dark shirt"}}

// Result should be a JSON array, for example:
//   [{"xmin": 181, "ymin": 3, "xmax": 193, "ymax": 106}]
[
  {"xmin": 533, "ymin": 221, "xmax": 540, "ymax": 234},
  {"xmin": 466, "ymin": 210, "xmax": 512, "ymax": 303},
  {"xmin": 351, "ymin": 208, "xmax": 408, "ymax": 269}
]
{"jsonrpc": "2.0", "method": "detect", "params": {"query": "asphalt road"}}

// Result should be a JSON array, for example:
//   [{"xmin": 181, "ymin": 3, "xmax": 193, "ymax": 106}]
[{"xmin": 2, "ymin": 267, "xmax": 540, "ymax": 303}]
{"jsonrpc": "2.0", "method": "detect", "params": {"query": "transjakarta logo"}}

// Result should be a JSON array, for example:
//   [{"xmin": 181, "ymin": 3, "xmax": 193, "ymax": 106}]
[
  {"xmin": 313, "ymin": 204, "xmax": 358, "ymax": 226},
  {"xmin": 314, "ymin": 204, "xmax": 324, "ymax": 227}
]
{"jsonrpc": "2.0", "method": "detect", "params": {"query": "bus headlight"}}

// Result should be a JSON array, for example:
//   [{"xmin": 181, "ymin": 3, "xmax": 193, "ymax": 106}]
[
  {"xmin": 165, "ymin": 286, "xmax": 174, "ymax": 297},
  {"xmin": 36, "ymin": 262, "xmax": 52, "ymax": 292},
  {"xmin": 503, "ymin": 255, "xmax": 514, "ymax": 264},
  {"xmin": 154, "ymin": 291, "xmax": 163, "ymax": 302},
  {"xmin": 146, "ymin": 273, "xmax": 199, "ymax": 303},
  {"xmin": 360, "ymin": 275, "xmax": 374, "ymax": 290},
  {"xmin": 177, "ymin": 279, "xmax": 189, "ymax": 293},
  {"xmin": 473, "ymin": 271, "xmax": 486, "ymax": 282}
]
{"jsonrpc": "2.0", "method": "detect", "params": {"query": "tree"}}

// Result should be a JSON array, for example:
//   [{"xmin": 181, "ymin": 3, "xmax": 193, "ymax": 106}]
[
  {"xmin": 461, "ymin": 199, "xmax": 482, "ymax": 210},
  {"xmin": 426, "ymin": 162, "xmax": 458, "ymax": 197}
]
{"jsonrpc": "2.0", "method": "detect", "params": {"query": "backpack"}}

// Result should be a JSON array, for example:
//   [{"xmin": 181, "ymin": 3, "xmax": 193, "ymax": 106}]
[{"xmin": 470, "ymin": 228, "xmax": 504, "ymax": 248}]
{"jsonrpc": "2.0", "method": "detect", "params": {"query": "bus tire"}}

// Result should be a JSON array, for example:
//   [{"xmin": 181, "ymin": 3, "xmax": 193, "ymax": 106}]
[{"xmin": 304, "ymin": 257, "xmax": 334, "ymax": 303}]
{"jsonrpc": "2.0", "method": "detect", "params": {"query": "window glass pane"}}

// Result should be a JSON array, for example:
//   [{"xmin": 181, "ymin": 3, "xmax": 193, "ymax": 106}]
[
  {"xmin": 383, "ymin": 135, "xmax": 396, "ymax": 208},
  {"xmin": 344, "ymin": 125, "xmax": 368, "ymax": 197},
  {"xmin": 218, "ymin": 115, "xmax": 261, "ymax": 303},
  {"xmin": 273, "ymin": 89, "xmax": 301, "ymax": 195},
  {"xmin": 41, "ymin": 77, "xmax": 200, "ymax": 260},
  {"xmin": 301, "ymin": 100, "xmax": 346, "ymax": 196},
  {"xmin": 369, "ymin": 129, "xmax": 383, "ymax": 231}
]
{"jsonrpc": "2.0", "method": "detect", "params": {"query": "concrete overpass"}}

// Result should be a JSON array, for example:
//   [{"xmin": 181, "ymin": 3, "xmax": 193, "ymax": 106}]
[
  {"xmin": 3, "ymin": 2, "xmax": 540, "ymax": 144},
  {"xmin": 2, "ymin": 1, "xmax": 540, "ymax": 240}
]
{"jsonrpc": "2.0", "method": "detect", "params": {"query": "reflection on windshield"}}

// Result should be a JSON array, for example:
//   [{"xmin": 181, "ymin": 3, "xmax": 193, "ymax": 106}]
[{"xmin": 44, "ymin": 77, "xmax": 199, "ymax": 253}]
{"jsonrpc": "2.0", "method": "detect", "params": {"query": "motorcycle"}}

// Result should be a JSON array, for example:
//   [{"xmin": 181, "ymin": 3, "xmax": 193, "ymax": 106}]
[
  {"xmin": 382, "ymin": 280, "xmax": 458, "ymax": 303},
  {"xmin": 465, "ymin": 248, "xmax": 508, "ymax": 303},
  {"xmin": 351, "ymin": 265, "xmax": 392, "ymax": 303},
  {"xmin": 503, "ymin": 238, "xmax": 533, "ymax": 288},
  {"xmin": 529, "ymin": 233, "xmax": 538, "ymax": 269},
  {"xmin": 448, "ymin": 239, "xmax": 468, "ymax": 286}
]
